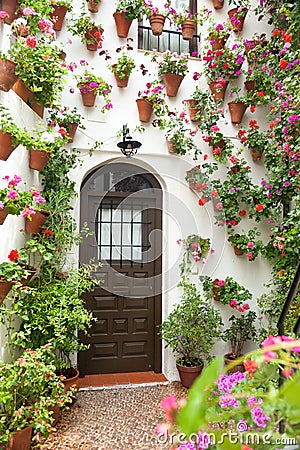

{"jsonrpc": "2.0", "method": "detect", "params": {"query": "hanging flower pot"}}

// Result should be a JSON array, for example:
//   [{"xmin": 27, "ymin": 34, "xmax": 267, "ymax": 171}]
[
  {"xmin": 0, "ymin": 209, "xmax": 9, "ymax": 226},
  {"xmin": 113, "ymin": 12, "xmax": 133, "ymax": 38},
  {"xmin": 149, "ymin": 14, "xmax": 165, "ymax": 36},
  {"xmin": 29, "ymin": 149, "xmax": 51, "ymax": 171},
  {"xmin": 227, "ymin": 8, "xmax": 248, "ymax": 32},
  {"xmin": 79, "ymin": 84, "xmax": 97, "ymax": 107},
  {"xmin": 228, "ymin": 101, "xmax": 247, "ymax": 124},
  {"xmin": 49, "ymin": 5, "xmax": 68, "ymax": 31},
  {"xmin": 181, "ymin": 19, "xmax": 196, "ymax": 40},
  {"xmin": 250, "ymin": 147, "xmax": 264, "ymax": 162},
  {"xmin": 20, "ymin": 268, "xmax": 37, "ymax": 286},
  {"xmin": 209, "ymin": 34, "xmax": 229, "ymax": 51},
  {"xmin": 0, "ymin": 279, "xmax": 13, "ymax": 304},
  {"xmin": 212, "ymin": 279, "xmax": 221, "ymax": 301},
  {"xmin": 66, "ymin": 123, "xmax": 78, "ymax": 142},
  {"xmin": 0, "ymin": 59, "xmax": 18, "ymax": 92},
  {"xmin": 85, "ymin": 26, "xmax": 103, "ymax": 51},
  {"xmin": 87, "ymin": 0, "xmax": 101, "ymax": 13},
  {"xmin": 211, "ymin": 0, "xmax": 224, "ymax": 9},
  {"xmin": 163, "ymin": 73, "xmax": 184, "ymax": 97},
  {"xmin": 233, "ymin": 245, "xmax": 243, "ymax": 256},
  {"xmin": 244, "ymin": 80, "xmax": 255, "ymax": 92},
  {"xmin": 0, "ymin": 131, "xmax": 17, "ymax": 161},
  {"xmin": 8, "ymin": 426, "xmax": 32, "ymax": 450},
  {"xmin": 112, "ymin": 65, "xmax": 129, "ymax": 88},
  {"xmin": 1, "ymin": 0, "xmax": 18, "ymax": 24},
  {"xmin": 185, "ymin": 99, "xmax": 201, "ymax": 122},
  {"xmin": 25, "ymin": 209, "xmax": 50, "ymax": 234},
  {"xmin": 12, "ymin": 79, "xmax": 44, "ymax": 118},
  {"xmin": 136, "ymin": 99, "xmax": 153, "ymax": 122},
  {"xmin": 166, "ymin": 140, "xmax": 178, "ymax": 154},
  {"xmin": 209, "ymin": 80, "xmax": 228, "ymax": 101}
]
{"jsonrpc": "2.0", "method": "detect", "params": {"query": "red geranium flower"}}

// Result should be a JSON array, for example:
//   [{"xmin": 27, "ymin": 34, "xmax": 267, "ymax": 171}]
[
  {"xmin": 43, "ymin": 229, "xmax": 53, "ymax": 236},
  {"xmin": 256, "ymin": 204, "xmax": 264, "ymax": 212},
  {"xmin": 279, "ymin": 59, "xmax": 288, "ymax": 69},
  {"xmin": 8, "ymin": 249, "xmax": 20, "ymax": 262}
]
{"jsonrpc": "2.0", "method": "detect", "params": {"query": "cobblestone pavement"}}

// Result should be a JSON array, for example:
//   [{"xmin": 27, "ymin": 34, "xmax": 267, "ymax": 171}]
[{"xmin": 35, "ymin": 382, "xmax": 187, "ymax": 450}]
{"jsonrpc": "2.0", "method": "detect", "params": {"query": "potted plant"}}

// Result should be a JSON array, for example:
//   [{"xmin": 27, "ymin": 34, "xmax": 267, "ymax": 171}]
[
  {"xmin": 67, "ymin": 14, "xmax": 103, "ymax": 51},
  {"xmin": 159, "ymin": 281, "xmax": 223, "ymax": 388},
  {"xmin": 227, "ymin": 87, "xmax": 249, "ymax": 124},
  {"xmin": 171, "ymin": 6, "xmax": 209, "ymax": 40},
  {"xmin": 200, "ymin": 275, "xmax": 252, "ymax": 312},
  {"xmin": 222, "ymin": 311, "xmax": 259, "ymax": 373},
  {"xmin": 0, "ymin": 53, "xmax": 19, "ymax": 92},
  {"xmin": 75, "ymin": 60, "xmax": 113, "ymax": 111},
  {"xmin": 183, "ymin": 86, "xmax": 214, "ymax": 121},
  {"xmin": 238, "ymin": 119, "xmax": 268, "ymax": 161},
  {"xmin": 48, "ymin": 106, "xmax": 85, "ymax": 143},
  {"xmin": 86, "ymin": 0, "xmax": 101, "ymax": 13},
  {"xmin": 0, "ymin": 261, "xmax": 31, "ymax": 304},
  {"xmin": 206, "ymin": 22, "xmax": 231, "ymax": 50},
  {"xmin": 227, "ymin": 0, "xmax": 250, "ymax": 32},
  {"xmin": 113, "ymin": 0, "xmax": 144, "ymax": 38},
  {"xmin": 178, "ymin": 234, "xmax": 211, "ymax": 276},
  {"xmin": 151, "ymin": 51, "xmax": 189, "ymax": 97},
  {"xmin": 185, "ymin": 164, "xmax": 216, "ymax": 205},
  {"xmin": 202, "ymin": 125, "xmax": 234, "ymax": 164},
  {"xmin": 227, "ymin": 227, "xmax": 264, "ymax": 260},
  {"xmin": 142, "ymin": 0, "xmax": 172, "ymax": 36},
  {"xmin": 136, "ymin": 79, "xmax": 167, "ymax": 122},
  {"xmin": 49, "ymin": 0, "xmax": 72, "ymax": 31},
  {"xmin": 0, "ymin": 344, "xmax": 71, "ymax": 448},
  {"xmin": 107, "ymin": 42, "xmax": 136, "ymax": 88}
]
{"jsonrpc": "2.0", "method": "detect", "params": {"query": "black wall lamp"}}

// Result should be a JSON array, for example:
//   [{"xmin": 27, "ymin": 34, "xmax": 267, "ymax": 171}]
[{"xmin": 117, "ymin": 124, "xmax": 142, "ymax": 157}]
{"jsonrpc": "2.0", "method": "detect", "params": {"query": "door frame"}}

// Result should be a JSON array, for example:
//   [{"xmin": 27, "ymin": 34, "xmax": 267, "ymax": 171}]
[{"xmin": 79, "ymin": 161, "xmax": 163, "ymax": 373}]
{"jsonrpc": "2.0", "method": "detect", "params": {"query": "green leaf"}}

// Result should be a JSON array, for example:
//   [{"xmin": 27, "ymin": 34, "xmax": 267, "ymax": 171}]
[{"xmin": 177, "ymin": 357, "xmax": 223, "ymax": 435}]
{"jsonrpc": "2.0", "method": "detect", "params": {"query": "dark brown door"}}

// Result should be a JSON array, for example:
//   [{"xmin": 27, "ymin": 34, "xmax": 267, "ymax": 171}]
[{"xmin": 79, "ymin": 163, "xmax": 162, "ymax": 375}]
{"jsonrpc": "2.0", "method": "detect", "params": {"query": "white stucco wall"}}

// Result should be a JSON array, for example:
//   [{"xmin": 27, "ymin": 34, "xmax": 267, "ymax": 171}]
[{"xmin": 0, "ymin": 0, "xmax": 272, "ymax": 379}]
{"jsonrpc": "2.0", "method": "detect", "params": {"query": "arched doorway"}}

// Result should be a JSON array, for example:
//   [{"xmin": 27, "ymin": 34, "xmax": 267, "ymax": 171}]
[{"xmin": 79, "ymin": 162, "xmax": 162, "ymax": 375}]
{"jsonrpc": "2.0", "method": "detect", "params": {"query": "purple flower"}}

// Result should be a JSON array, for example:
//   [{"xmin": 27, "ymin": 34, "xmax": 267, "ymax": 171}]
[
  {"xmin": 90, "ymin": 82, "xmax": 98, "ymax": 88},
  {"xmin": 288, "ymin": 114, "xmax": 300, "ymax": 125},
  {"xmin": 219, "ymin": 393, "xmax": 239, "ymax": 409},
  {"xmin": 283, "ymin": 181, "xmax": 290, "ymax": 187},
  {"xmin": 251, "ymin": 407, "xmax": 271, "ymax": 428}
]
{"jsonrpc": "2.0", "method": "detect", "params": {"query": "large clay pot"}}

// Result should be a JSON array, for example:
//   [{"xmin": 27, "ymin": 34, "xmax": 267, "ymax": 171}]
[
  {"xmin": 85, "ymin": 26, "xmax": 103, "ymax": 51},
  {"xmin": 0, "ymin": 59, "xmax": 18, "ymax": 92},
  {"xmin": 176, "ymin": 362, "xmax": 203, "ymax": 388},
  {"xmin": 163, "ymin": 73, "xmax": 184, "ymax": 97},
  {"xmin": 181, "ymin": 19, "xmax": 196, "ymax": 40},
  {"xmin": 29, "ymin": 149, "xmax": 51, "ymax": 171},
  {"xmin": 49, "ymin": 405, "xmax": 60, "ymax": 426},
  {"xmin": 87, "ymin": 0, "xmax": 100, "ymax": 12},
  {"xmin": 211, "ymin": 0, "xmax": 224, "ymax": 9},
  {"xmin": 209, "ymin": 80, "xmax": 228, "ymax": 102},
  {"xmin": 149, "ymin": 14, "xmax": 165, "ymax": 36},
  {"xmin": 13, "ymin": 79, "xmax": 44, "ymax": 118},
  {"xmin": 1, "ymin": 0, "xmax": 19, "ymax": 24},
  {"xmin": 25, "ymin": 209, "xmax": 50, "ymax": 234},
  {"xmin": 227, "ymin": 8, "xmax": 248, "ymax": 32},
  {"xmin": 61, "ymin": 368, "xmax": 80, "ymax": 393},
  {"xmin": 136, "ymin": 99, "xmax": 153, "ymax": 122},
  {"xmin": 0, "ymin": 131, "xmax": 17, "ymax": 161},
  {"xmin": 49, "ymin": 4, "xmax": 68, "ymax": 31},
  {"xmin": 228, "ymin": 101, "xmax": 247, "ymax": 124},
  {"xmin": 113, "ymin": 12, "xmax": 133, "ymax": 38},
  {"xmin": 0, "ymin": 280, "xmax": 13, "ymax": 304},
  {"xmin": 0, "ymin": 209, "xmax": 9, "ymax": 226},
  {"xmin": 224, "ymin": 353, "xmax": 245, "ymax": 374},
  {"xmin": 8, "ymin": 426, "xmax": 32, "ymax": 450}
]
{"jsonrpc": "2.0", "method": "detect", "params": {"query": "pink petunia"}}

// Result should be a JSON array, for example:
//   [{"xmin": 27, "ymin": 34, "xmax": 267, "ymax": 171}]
[{"xmin": 26, "ymin": 35, "xmax": 38, "ymax": 49}]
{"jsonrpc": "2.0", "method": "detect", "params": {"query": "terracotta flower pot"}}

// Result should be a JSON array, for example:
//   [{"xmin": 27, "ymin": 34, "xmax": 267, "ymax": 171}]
[
  {"xmin": 250, "ymin": 147, "xmax": 263, "ymax": 162},
  {"xmin": 181, "ymin": 19, "xmax": 196, "ymax": 40},
  {"xmin": 224, "ymin": 353, "xmax": 245, "ymax": 374},
  {"xmin": 163, "ymin": 73, "xmax": 184, "ymax": 97},
  {"xmin": 244, "ymin": 80, "xmax": 255, "ymax": 92},
  {"xmin": 228, "ymin": 101, "xmax": 247, "ymax": 124},
  {"xmin": 233, "ymin": 246, "xmax": 243, "ymax": 256},
  {"xmin": 49, "ymin": 405, "xmax": 60, "ymax": 427},
  {"xmin": 25, "ymin": 209, "xmax": 50, "ymax": 234},
  {"xmin": 211, "ymin": 0, "xmax": 224, "ymax": 9},
  {"xmin": 85, "ymin": 26, "xmax": 103, "ymax": 51},
  {"xmin": 185, "ymin": 99, "xmax": 201, "ymax": 122},
  {"xmin": 1, "ymin": 0, "xmax": 19, "ymax": 24},
  {"xmin": 87, "ymin": 0, "xmax": 100, "ymax": 12},
  {"xmin": 112, "ymin": 65, "xmax": 129, "ymax": 88},
  {"xmin": 8, "ymin": 426, "xmax": 32, "ymax": 450},
  {"xmin": 227, "ymin": 8, "xmax": 248, "ymax": 32},
  {"xmin": 61, "ymin": 368, "xmax": 80, "ymax": 393},
  {"xmin": 80, "ymin": 89, "xmax": 97, "ymax": 107},
  {"xmin": 209, "ymin": 80, "xmax": 228, "ymax": 102},
  {"xmin": 0, "ymin": 59, "xmax": 18, "ymax": 92},
  {"xmin": 0, "ymin": 209, "xmax": 9, "ymax": 226},
  {"xmin": 149, "ymin": 14, "xmax": 165, "ymax": 36},
  {"xmin": 0, "ymin": 131, "xmax": 17, "ymax": 161},
  {"xmin": 209, "ymin": 34, "xmax": 229, "ymax": 51},
  {"xmin": 29, "ymin": 149, "xmax": 51, "ymax": 171},
  {"xmin": 20, "ymin": 268, "xmax": 37, "ymax": 286},
  {"xmin": 0, "ymin": 279, "xmax": 13, "ymax": 304},
  {"xmin": 166, "ymin": 140, "xmax": 178, "ymax": 155},
  {"xmin": 13, "ymin": 79, "xmax": 44, "ymax": 118},
  {"xmin": 49, "ymin": 4, "xmax": 68, "ymax": 31},
  {"xmin": 176, "ymin": 362, "xmax": 203, "ymax": 388},
  {"xmin": 136, "ymin": 99, "xmax": 153, "ymax": 122},
  {"xmin": 113, "ymin": 12, "xmax": 133, "ymax": 38},
  {"xmin": 212, "ymin": 279, "xmax": 221, "ymax": 301},
  {"xmin": 58, "ymin": 122, "xmax": 78, "ymax": 143}
]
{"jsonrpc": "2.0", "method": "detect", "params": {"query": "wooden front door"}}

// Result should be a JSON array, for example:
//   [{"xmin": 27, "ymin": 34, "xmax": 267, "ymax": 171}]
[{"xmin": 79, "ymin": 163, "xmax": 162, "ymax": 375}]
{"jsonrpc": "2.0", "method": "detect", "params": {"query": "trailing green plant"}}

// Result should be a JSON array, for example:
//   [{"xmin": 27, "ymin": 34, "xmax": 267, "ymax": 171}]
[
  {"xmin": 107, "ymin": 42, "xmax": 136, "ymax": 79},
  {"xmin": 114, "ymin": 0, "xmax": 144, "ymax": 20},
  {"xmin": 0, "ymin": 262, "xmax": 29, "ymax": 283},
  {"xmin": 67, "ymin": 13, "xmax": 103, "ymax": 44},
  {"xmin": 227, "ymin": 227, "xmax": 264, "ymax": 261},
  {"xmin": 178, "ymin": 234, "xmax": 211, "ymax": 276},
  {"xmin": 159, "ymin": 281, "xmax": 223, "ymax": 366}
]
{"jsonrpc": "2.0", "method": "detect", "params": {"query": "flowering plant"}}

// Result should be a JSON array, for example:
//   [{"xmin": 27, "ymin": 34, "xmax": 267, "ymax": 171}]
[
  {"xmin": 8, "ymin": 233, "xmax": 56, "ymax": 271},
  {"xmin": 157, "ymin": 336, "xmax": 300, "ymax": 449},
  {"xmin": 75, "ymin": 61, "xmax": 113, "ymax": 113},
  {"xmin": 48, "ymin": 106, "xmax": 85, "ymax": 138},
  {"xmin": 185, "ymin": 165, "xmax": 217, "ymax": 205},
  {"xmin": 178, "ymin": 234, "xmax": 211, "ymax": 276},
  {"xmin": 171, "ymin": 6, "xmax": 209, "ymax": 27},
  {"xmin": 228, "ymin": 227, "xmax": 264, "ymax": 260},
  {"xmin": 159, "ymin": 281, "xmax": 223, "ymax": 366},
  {"xmin": 238, "ymin": 119, "xmax": 268, "ymax": 149},
  {"xmin": 152, "ymin": 51, "xmax": 189, "ymax": 77},
  {"xmin": 67, "ymin": 14, "xmax": 103, "ymax": 45},
  {"xmin": 200, "ymin": 275, "xmax": 252, "ymax": 312},
  {"xmin": 202, "ymin": 44, "xmax": 245, "ymax": 81},
  {"xmin": 0, "ymin": 261, "xmax": 30, "ymax": 283},
  {"xmin": 206, "ymin": 21, "xmax": 230, "ymax": 44},
  {"xmin": 115, "ymin": 0, "xmax": 144, "ymax": 20},
  {"xmin": 107, "ymin": 42, "xmax": 136, "ymax": 79},
  {"xmin": 222, "ymin": 311, "xmax": 259, "ymax": 359},
  {"xmin": 202, "ymin": 125, "xmax": 234, "ymax": 164},
  {"xmin": 137, "ymin": 79, "xmax": 168, "ymax": 116},
  {"xmin": 0, "ymin": 175, "xmax": 46, "ymax": 218},
  {"xmin": 142, "ymin": 0, "xmax": 172, "ymax": 19}
]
